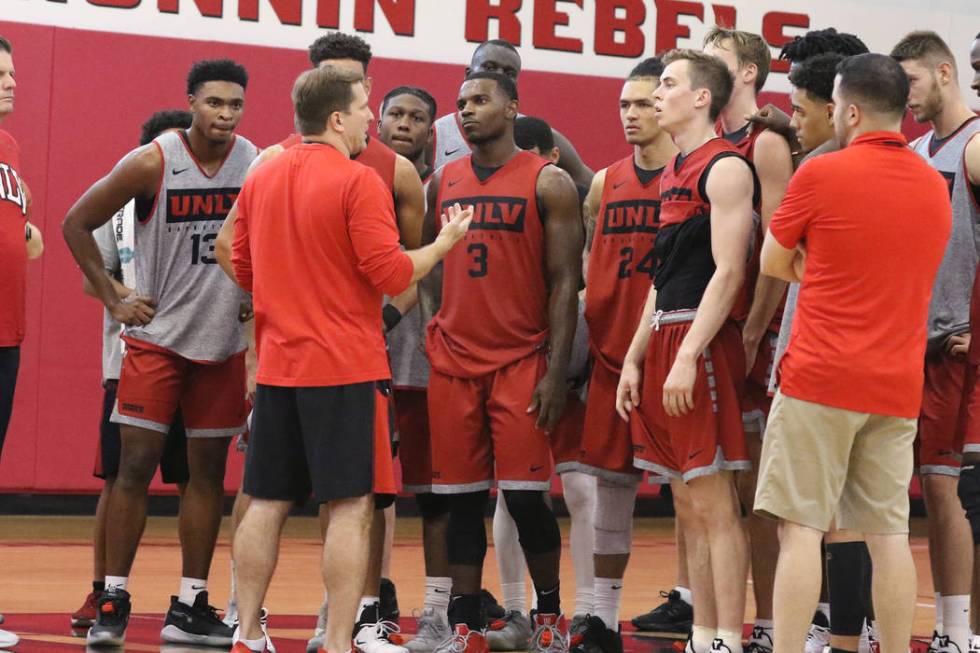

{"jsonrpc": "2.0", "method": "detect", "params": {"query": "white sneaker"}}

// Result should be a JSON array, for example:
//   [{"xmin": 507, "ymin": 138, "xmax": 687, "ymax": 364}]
[
  {"xmin": 968, "ymin": 634, "xmax": 980, "ymax": 653},
  {"xmin": 231, "ymin": 610, "xmax": 276, "ymax": 653},
  {"xmin": 354, "ymin": 619, "xmax": 409, "ymax": 653},
  {"xmin": 709, "ymin": 638, "xmax": 735, "ymax": 653},
  {"xmin": 747, "ymin": 626, "xmax": 774, "ymax": 653},
  {"xmin": 0, "ymin": 627, "xmax": 18, "ymax": 649},
  {"xmin": 859, "ymin": 619, "xmax": 879, "ymax": 653},
  {"xmin": 307, "ymin": 599, "xmax": 328, "ymax": 653},
  {"xmin": 486, "ymin": 611, "xmax": 531, "ymax": 651},
  {"xmin": 932, "ymin": 635, "xmax": 966, "ymax": 653},
  {"xmin": 406, "ymin": 608, "xmax": 451, "ymax": 653},
  {"xmin": 805, "ymin": 622, "xmax": 831, "ymax": 653}
]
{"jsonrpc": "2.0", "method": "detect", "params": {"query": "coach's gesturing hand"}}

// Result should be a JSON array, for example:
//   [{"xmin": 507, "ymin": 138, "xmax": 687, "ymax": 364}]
[
  {"xmin": 434, "ymin": 203, "xmax": 474, "ymax": 253},
  {"xmin": 110, "ymin": 294, "xmax": 157, "ymax": 326}
]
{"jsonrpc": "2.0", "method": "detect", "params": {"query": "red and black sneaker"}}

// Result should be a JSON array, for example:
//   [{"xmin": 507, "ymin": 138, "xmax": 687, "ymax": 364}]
[{"xmin": 71, "ymin": 590, "xmax": 101, "ymax": 628}]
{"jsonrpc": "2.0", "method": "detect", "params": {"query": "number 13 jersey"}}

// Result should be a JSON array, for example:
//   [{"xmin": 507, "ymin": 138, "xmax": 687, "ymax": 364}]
[
  {"xmin": 126, "ymin": 129, "xmax": 257, "ymax": 362},
  {"xmin": 427, "ymin": 150, "xmax": 551, "ymax": 378}
]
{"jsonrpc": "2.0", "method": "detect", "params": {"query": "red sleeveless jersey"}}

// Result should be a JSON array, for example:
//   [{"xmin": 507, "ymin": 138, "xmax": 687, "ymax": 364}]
[
  {"xmin": 279, "ymin": 133, "xmax": 396, "ymax": 193},
  {"xmin": 655, "ymin": 138, "xmax": 753, "ymax": 312},
  {"xmin": 0, "ymin": 130, "xmax": 28, "ymax": 346},
  {"xmin": 584, "ymin": 156, "xmax": 662, "ymax": 373},
  {"xmin": 717, "ymin": 121, "xmax": 765, "ymax": 160},
  {"xmin": 426, "ymin": 151, "xmax": 551, "ymax": 378}
]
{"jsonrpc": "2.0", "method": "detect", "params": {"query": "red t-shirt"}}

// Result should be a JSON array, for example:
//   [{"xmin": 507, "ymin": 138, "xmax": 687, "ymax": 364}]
[
  {"xmin": 427, "ymin": 151, "xmax": 551, "ymax": 378},
  {"xmin": 585, "ymin": 155, "xmax": 661, "ymax": 373},
  {"xmin": 0, "ymin": 130, "xmax": 28, "ymax": 347},
  {"xmin": 280, "ymin": 133, "xmax": 396, "ymax": 193},
  {"xmin": 232, "ymin": 143, "xmax": 413, "ymax": 386},
  {"xmin": 771, "ymin": 131, "xmax": 951, "ymax": 418}
]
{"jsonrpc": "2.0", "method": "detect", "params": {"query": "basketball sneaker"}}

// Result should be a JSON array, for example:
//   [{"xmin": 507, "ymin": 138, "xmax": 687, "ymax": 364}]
[
  {"xmin": 929, "ymin": 632, "xmax": 943, "ymax": 653},
  {"xmin": 529, "ymin": 613, "xmax": 570, "ymax": 653},
  {"xmin": 381, "ymin": 578, "xmax": 401, "ymax": 623},
  {"xmin": 570, "ymin": 615, "xmax": 623, "ymax": 653},
  {"xmin": 0, "ymin": 626, "xmax": 17, "ymax": 649},
  {"xmin": 232, "ymin": 640, "xmax": 270, "ymax": 653},
  {"xmin": 569, "ymin": 615, "xmax": 590, "ymax": 648},
  {"xmin": 968, "ymin": 634, "xmax": 980, "ymax": 653},
  {"xmin": 307, "ymin": 598, "xmax": 329, "ymax": 653},
  {"xmin": 486, "ymin": 610, "xmax": 532, "ymax": 651},
  {"xmin": 746, "ymin": 625, "xmax": 774, "ymax": 653},
  {"xmin": 87, "ymin": 586, "xmax": 131, "ymax": 647},
  {"xmin": 434, "ymin": 624, "xmax": 489, "ymax": 653},
  {"xmin": 709, "ymin": 639, "xmax": 735, "ymax": 653},
  {"xmin": 160, "ymin": 591, "xmax": 234, "ymax": 646},
  {"xmin": 406, "ymin": 608, "xmax": 451, "ymax": 653},
  {"xmin": 354, "ymin": 614, "xmax": 409, "ymax": 653},
  {"xmin": 71, "ymin": 590, "xmax": 101, "ymax": 627},
  {"xmin": 932, "ymin": 635, "xmax": 965, "ymax": 653},
  {"xmin": 631, "ymin": 590, "xmax": 694, "ymax": 633},
  {"xmin": 481, "ymin": 590, "xmax": 506, "ymax": 621}
]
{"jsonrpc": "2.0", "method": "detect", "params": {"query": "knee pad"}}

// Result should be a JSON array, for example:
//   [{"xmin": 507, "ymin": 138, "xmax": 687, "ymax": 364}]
[
  {"xmin": 593, "ymin": 478, "xmax": 638, "ymax": 555},
  {"xmin": 374, "ymin": 493, "xmax": 395, "ymax": 510},
  {"xmin": 825, "ymin": 541, "xmax": 870, "ymax": 637},
  {"xmin": 415, "ymin": 492, "xmax": 449, "ymax": 519},
  {"xmin": 958, "ymin": 465, "xmax": 980, "ymax": 545},
  {"xmin": 447, "ymin": 491, "xmax": 489, "ymax": 566},
  {"xmin": 502, "ymin": 489, "xmax": 561, "ymax": 555}
]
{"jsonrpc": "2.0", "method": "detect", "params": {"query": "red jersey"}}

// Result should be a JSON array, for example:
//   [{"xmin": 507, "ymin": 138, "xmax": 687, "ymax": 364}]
[
  {"xmin": 427, "ymin": 151, "xmax": 551, "ymax": 378},
  {"xmin": 771, "ymin": 132, "xmax": 950, "ymax": 418},
  {"xmin": 279, "ymin": 133, "xmax": 396, "ymax": 193},
  {"xmin": 655, "ymin": 138, "xmax": 755, "ymax": 312},
  {"xmin": 0, "ymin": 130, "xmax": 28, "ymax": 347},
  {"xmin": 584, "ymin": 156, "xmax": 662, "ymax": 373},
  {"xmin": 717, "ymin": 121, "xmax": 764, "ymax": 160},
  {"xmin": 232, "ymin": 143, "xmax": 413, "ymax": 386}
]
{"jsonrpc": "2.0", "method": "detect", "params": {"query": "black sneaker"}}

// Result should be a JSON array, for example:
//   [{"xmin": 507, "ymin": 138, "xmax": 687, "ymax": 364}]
[
  {"xmin": 571, "ymin": 615, "xmax": 623, "ymax": 653},
  {"xmin": 481, "ymin": 589, "xmax": 506, "ymax": 621},
  {"xmin": 380, "ymin": 577, "xmax": 400, "ymax": 623},
  {"xmin": 160, "ymin": 591, "xmax": 234, "ymax": 646},
  {"xmin": 630, "ymin": 590, "xmax": 693, "ymax": 633},
  {"xmin": 87, "ymin": 587, "xmax": 131, "ymax": 647}
]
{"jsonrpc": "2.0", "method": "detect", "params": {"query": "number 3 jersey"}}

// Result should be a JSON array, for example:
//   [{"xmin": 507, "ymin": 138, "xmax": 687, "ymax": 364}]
[
  {"xmin": 125, "ymin": 130, "xmax": 257, "ymax": 362},
  {"xmin": 427, "ymin": 150, "xmax": 551, "ymax": 378},
  {"xmin": 584, "ymin": 156, "xmax": 662, "ymax": 374}
]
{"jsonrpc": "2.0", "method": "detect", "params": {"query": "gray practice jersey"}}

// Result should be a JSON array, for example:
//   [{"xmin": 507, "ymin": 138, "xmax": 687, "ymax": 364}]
[
  {"xmin": 94, "ymin": 201, "xmax": 134, "ymax": 383},
  {"xmin": 124, "ymin": 131, "xmax": 257, "ymax": 361},
  {"xmin": 914, "ymin": 117, "xmax": 980, "ymax": 350}
]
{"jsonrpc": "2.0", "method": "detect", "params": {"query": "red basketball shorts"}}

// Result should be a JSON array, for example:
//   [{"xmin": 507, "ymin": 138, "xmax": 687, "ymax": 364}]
[
  {"xmin": 394, "ymin": 387, "xmax": 432, "ymax": 493},
  {"xmin": 112, "ymin": 337, "xmax": 246, "ymax": 438},
  {"xmin": 630, "ymin": 313, "xmax": 749, "ymax": 482},
  {"xmin": 552, "ymin": 391, "xmax": 585, "ymax": 473},
  {"xmin": 917, "ymin": 350, "xmax": 968, "ymax": 476},
  {"xmin": 579, "ymin": 362, "xmax": 643, "ymax": 484},
  {"xmin": 428, "ymin": 353, "xmax": 554, "ymax": 493}
]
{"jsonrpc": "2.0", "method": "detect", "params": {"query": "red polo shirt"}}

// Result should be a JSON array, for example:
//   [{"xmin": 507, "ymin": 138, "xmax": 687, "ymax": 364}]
[
  {"xmin": 771, "ymin": 131, "xmax": 951, "ymax": 418},
  {"xmin": 0, "ymin": 130, "xmax": 28, "ymax": 347}
]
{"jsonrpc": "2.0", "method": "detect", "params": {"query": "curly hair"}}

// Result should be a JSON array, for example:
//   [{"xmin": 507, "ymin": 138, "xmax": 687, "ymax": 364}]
[
  {"xmin": 780, "ymin": 28, "xmax": 868, "ymax": 64},
  {"xmin": 788, "ymin": 53, "xmax": 844, "ymax": 103},
  {"xmin": 139, "ymin": 109, "xmax": 192, "ymax": 146},
  {"xmin": 186, "ymin": 59, "xmax": 248, "ymax": 95},
  {"xmin": 308, "ymin": 32, "xmax": 372, "ymax": 71}
]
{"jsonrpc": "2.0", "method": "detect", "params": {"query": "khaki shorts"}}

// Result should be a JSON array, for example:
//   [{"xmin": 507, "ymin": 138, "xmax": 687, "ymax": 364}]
[{"xmin": 754, "ymin": 391, "xmax": 915, "ymax": 534}]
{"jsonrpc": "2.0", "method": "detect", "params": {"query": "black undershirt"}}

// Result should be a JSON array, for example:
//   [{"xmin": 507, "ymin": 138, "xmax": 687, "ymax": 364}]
[{"xmin": 634, "ymin": 162, "xmax": 663, "ymax": 186}]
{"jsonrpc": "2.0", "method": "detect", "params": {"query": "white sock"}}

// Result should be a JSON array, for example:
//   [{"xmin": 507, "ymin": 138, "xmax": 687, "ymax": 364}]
[
  {"xmin": 424, "ymin": 576, "xmax": 452, "ymax": 615},
  {"xmin": 942, "ymin": 595, "xmax": 970, "ymax": 651},
  {"xmin": 179, "ymin": 577, "xmax": 208, "ymax": 607},
  {"xmin": 675, "ymin": 585, "xmax": 693, "ymax": 605},
  {"xmin": 816, "ymin": 602, "xmax": 830, "ymax": 623},
  {"xmin": 562, "ymin": 472, "xmax": 596, "ymax": 616},
  {"xmin": 493, "ymin": 497, "xmax": 527, "ymax": 613},
  {"xmin": 717, "ymin": 629, "xmax": 743, "ymax": 653},
  {"xmin": 105, "ymin": 575, "xmax": 128, "ymax": 592},
  {"xmin": 935, "ymin": 593, "xmax": 944, "ymax": 635},
  {"xmin": 754, "ymin": 619, "xmax": 773, "ymax": 629},
  {"xmin": 692, "ymin": 625, "xmax": 716, "ymax": 653},
  {"xmin": 593, "ymin": 577, "xmax": 624, "ymax": 630},
  {"xmin": 241, "ymin": 634, "xmax": 266, "ymax": 652}
]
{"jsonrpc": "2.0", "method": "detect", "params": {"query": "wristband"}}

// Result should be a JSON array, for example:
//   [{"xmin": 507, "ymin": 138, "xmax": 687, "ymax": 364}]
[{"xmin": 383, "ymin": 304, "xmax": 403, "ymax": 331}]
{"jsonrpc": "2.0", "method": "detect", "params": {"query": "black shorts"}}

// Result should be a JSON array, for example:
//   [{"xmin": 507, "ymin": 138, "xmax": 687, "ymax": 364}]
[
  {"xmin": 243, "ymin": 382, "xmax": 379, "ymax": 504},
  {"xmin": 94, "ymin": 380, "xmax": 190, "ymax": 484},
  {"xmin": 0, "ymin": 345, "xmax": 20, "ymax": 460}
]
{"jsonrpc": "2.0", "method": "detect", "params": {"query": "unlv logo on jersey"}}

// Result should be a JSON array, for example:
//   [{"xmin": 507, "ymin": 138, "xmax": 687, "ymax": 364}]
[
  {"xmin": 602, "ymin": 199, "xmax": 660, "ymax": 235},
  {"xmin": 0, "ymin": 163, "xmax": 27, "ymax": 216},
  {"xmin": 166, "ymin": 187, "xmax": 239, "ymax": 223},
  {"xmin": 443, "ymin": 196, "xmax": 526, "ymax": 233}
]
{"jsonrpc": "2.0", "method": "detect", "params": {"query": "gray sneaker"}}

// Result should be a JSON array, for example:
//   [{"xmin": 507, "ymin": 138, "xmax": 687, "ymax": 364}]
[
  {"xmin": 486, "ymin": 611, "xmax": 532, "ymax": 651},
  {"xmin": 307, "ymin": 599, "xmax": 329, "ymax": 653},
  {"xmin": 528, "ymin": 613, "xmax": 569, "ymax": 653},
  {"xmin": 406, "ymin": 608, "xmax": 452, "ymax": 653}
]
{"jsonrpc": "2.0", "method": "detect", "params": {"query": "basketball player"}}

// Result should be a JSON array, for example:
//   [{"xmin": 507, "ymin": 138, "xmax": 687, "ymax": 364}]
[
  {"xmin": 70, "ymin": 109, "xmax": 195, "ymax": 631},
  {"xmin": 0, "ymin": 34, "xmax": 43, "ymax": 652},
  {"xmin": 418, "ymin": 71, "xmax": 583, "ymax": 653},
  {"xmin": 62, "ymin": 59, "xmax": 256, "ymax": 647},
  {"xmin": 509, "ymin": 113, "xmax": 597, "ymax": 645},
  {"xmin": 227, "ymin": 65, "xmax": 472, "ymax": 653},
  {"xmin": 432, "ymin": 39, "xmax": 594, "ymax": 189},
  {"xmin": 891, "ymin": 30, "xmax": 980, "ymax": 653},
  {"xmin": 432, "ymin": 40, "xmax": 593, "ymax": 645},
  {"xmin": 701, "ymin": 28, "xmax": 793, "ymax": 653},
  {"xmin": 617, "ymin": 49, "xmax": 756, "ymax": 653},
  {"xmin": 569, "ymin": 58, "xmax": 679, "ymax": 653}
]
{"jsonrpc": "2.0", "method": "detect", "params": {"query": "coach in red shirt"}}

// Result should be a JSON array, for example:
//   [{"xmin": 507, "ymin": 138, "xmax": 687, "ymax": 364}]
[
  {"xmin": 229, "ymin": 66, "xmax": 472, "ymax": 653},
  {"xmin": 754, "ymin": 53, "xmax": 951, "ymax": 653}
]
